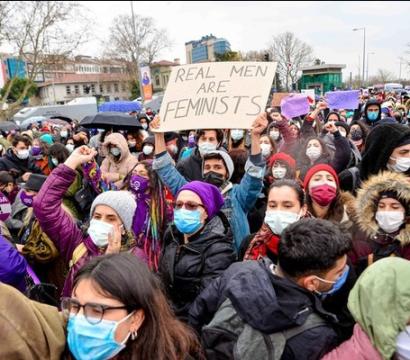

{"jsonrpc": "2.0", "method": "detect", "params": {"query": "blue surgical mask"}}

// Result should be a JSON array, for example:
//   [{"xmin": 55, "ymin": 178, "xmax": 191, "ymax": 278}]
[
  {"xmin": 231, "ymin": 129, "xmax": 244, "ymax": 141},
  {"xmin": 110, "ymin": 147, "xmax": 121, "ymax": 157},
  {"xmin": 174, "ymin": 208, "xmax": 202, "ymax": 234},
  {"xmin": 198, "ymin": 142, "xmax": 217, "ymax": 156},
  {"xmin": 367, "ymin": 111, "xmax": 379, "ymax": 121},
  {"xmin": 315, "ymin": 265, "xmax": 350, "ymax": 297},
  {"xmin": 67, "ymin": 312, "xmax": 133, "ymax": 360}
]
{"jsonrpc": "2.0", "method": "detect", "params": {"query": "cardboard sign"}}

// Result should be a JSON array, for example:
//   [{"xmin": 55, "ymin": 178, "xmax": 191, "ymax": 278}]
[
  {"xmin": 271, "ymin": 92, "xmax": 290, "ymax": 107},
  {"xmin": 280, "ymin": 95, "xmax": 310, "ymax": 119},
  {"xmin": 0, "ymin": 193, "xmax": 11, "ymax": 222},
  {"xmin": 325, "ymin": 90, "xmax": 360, "ymax": 110},
  {"xmin": 158, "ymin": 62, "xmax": 277, "ymax": 131},
  {"xmin": 301, "ymin": 89, "xmax": 316, "ymax": 105}
]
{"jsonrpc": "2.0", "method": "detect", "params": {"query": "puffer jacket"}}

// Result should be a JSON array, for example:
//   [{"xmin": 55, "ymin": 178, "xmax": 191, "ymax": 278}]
[
  {"xmin": 176, "ymin": 147, "xmax": 203, "ymax": 181},
  {"xmin": 159, "ymin": 213, "xmax": 236, "ymax": 321},
  {"xmin": 33, "ymin": 164, "xmax": 145, "ymax": 297},
  {"xmin": 350, "ymin": 171, "xmax": 410, "ymax": 274},
  {"xmin": 0, "ymin": 235, "xmax": 27, "ymax": 292},
  {"xmin": 100, "ymin": 133, "xmax": 138, "ymax": 188}
]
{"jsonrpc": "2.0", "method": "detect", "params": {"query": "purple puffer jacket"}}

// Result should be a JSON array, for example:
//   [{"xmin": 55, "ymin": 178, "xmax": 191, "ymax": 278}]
[
  {"xmin": 0, "ymin": 235, "xmax": 27, "ymax": 292},
  {"xmin": 33, "ymin": 164, "xmax": 148, "ymax": 298}
]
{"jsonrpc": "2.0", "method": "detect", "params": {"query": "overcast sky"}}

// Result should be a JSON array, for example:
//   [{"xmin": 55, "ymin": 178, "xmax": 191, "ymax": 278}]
[{"xmin": 74, "ymin": 1, "xmax": 410, "ymax": 81}]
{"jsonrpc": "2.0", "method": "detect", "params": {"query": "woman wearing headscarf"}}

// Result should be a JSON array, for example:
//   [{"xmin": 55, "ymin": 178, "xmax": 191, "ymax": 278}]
[
  {"xmin": 159, "ymin": 181, "xmax": 236, "ymax": 321},
  {"xmin": 350, "ymin": 171, "xmax": 410, "ymax": 275},
  {"xmin": 322, "ymin": 257, "xmax": 410, "ymax": 360}
]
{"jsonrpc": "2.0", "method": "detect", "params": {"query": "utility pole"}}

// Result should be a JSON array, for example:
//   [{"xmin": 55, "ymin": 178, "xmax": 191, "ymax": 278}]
[
  {"xmin": 366, "ymin": 52, "xmax": 375, "ymax": 83},
  {"xmin": 353, "ymin": 27, "xmax": 366, "ymax": 86},
  {"xmin": 130, "ymin": 1, "xmax": 143, "ymax": 99}
]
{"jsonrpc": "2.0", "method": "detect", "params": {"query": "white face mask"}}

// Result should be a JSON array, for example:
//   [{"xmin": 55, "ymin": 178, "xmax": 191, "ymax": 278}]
[
  {"xmin": 128, "ymin": 141, "xmax": 137, "ymax": 148},
  {"xmin": 110, "ymin": 147, "xmax": 121, "ymax": 157},
  {"xmin": 388, "ymin": 156, "xmax": 410, "ymax": 173},
  {"xmin": 60, "ymin": 131, "xmax": 68, "ymax": 138},
  {"xmin": 231, "ymin": 129, "xmax": 244, "ymax": 141},
  {"xmin": 88, "ymin": 219, "xmax": 114, "ymax": 247},
  {"xmin": 260, "ymin": 143, "xmax": 272, "ymax": 157},
  {"xmin": 396, "ymin": 326, "xmax": 410, "ymax": 360},
  {"xmin": 16, "ymin": 149, "xmax": 30, "ymax": 160},
  {"xmin": 198, "ymin": 141, "xmax": 217, "ymax": 156},
  {"xmin": 167, "ymin": 144, "xmax": 178, "ymax": 155},
  {"xmin": 272, "ymin": 166, "xmax": 287, "ymax": 179},
  {"xmin": 51, "ymin": 158, "xmax": 59, "ymax": 167},
  {"xmin": 141, "ymin": 123, "xmax": 148, "ymax": 130},
  {"xmin": 143, "ymin": 145, "xmax": 154, "ymax": 155},
  {"xmin": 264, "ymin": 210, "xmax": 301, "ymax": 235},
  {"xmin": 306, "ymin": 147, "xmax": 321, "ymax": 161},
  {"xmin": 66, "ymin": 144, "xmax": 75, "ymax": 153},
  {"xmin": 270, "ymin": 131, "xmax": 280, "ymax": 141},
  {"xmin": 375, "ymin": 210, "xmax": 405, "ymax": 233}
]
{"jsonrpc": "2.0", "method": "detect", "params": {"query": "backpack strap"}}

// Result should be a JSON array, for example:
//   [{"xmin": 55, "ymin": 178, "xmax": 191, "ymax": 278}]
[{"xmin": 69, "ymin": 242, "xmax": 87, "ymax": 269}]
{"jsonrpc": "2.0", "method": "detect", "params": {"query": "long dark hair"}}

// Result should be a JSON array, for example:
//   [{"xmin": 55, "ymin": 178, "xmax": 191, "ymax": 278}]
[
  {"xmin": 73, "ymin": 253, "xmax": 203, "ymax": 360},
  {"xmin": 298, "ymin": 136, "xmax": 331, "ymax": 167}
]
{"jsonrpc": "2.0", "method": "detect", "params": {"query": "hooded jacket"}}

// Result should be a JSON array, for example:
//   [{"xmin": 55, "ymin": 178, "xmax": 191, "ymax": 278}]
[
  {"xmin": 0, "ymin": 283, "xmax": 66, "ymax": 360},
  {"xmin": 361, "ymin": 99, "xmax": 382, "ymax": 127},
  {"xmin": 339, "ymin": 123, "xmax": 410, "ymax": 192},
  {"xmin": 0, "ymin": 235, "xmax": 27, "ymax": 292},
  {"xmin": 351, "ymin": 171, "xmax": 410, "ymax": 270},
  {"xmin": 0, "ymin": 148, "xmax": 42, "ymax": 180},
  {"xmin": 100, "ymin": 133, "xmax": 138, "ymax": 188},
  {"xmin": 190, "ymin": 258, "xmax": 339, "ymax": 360},
  {"xmin": 159, "ymin": 213, "xmax": 235, "ymax": 321},
  {"xmin": 176, "ymin": 147, "xmax": 204, "ymax": 181}
]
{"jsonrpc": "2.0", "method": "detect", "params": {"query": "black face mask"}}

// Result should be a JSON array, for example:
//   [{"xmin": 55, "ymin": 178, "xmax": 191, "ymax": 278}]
[
  {"xmin": 203, "ymin": 171, "xmax": 225, "ymax": 187},
  {"xmin": 350, "ymin": 129, "xmax": 363, "ymax": 141}
]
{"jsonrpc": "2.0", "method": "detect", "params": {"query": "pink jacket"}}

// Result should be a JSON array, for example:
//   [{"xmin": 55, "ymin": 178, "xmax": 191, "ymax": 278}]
[{"xmin": 322, "ymin": 324, "xmax": 382, "ymax": 360}]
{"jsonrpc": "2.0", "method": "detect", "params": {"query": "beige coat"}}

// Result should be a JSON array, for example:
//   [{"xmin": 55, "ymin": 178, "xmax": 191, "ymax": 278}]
[
  {"xmin": 100, "ymin": 133, "xmax": 138, "ymax": 188},
  {"xmin": 0, "ymin": 283, "xmax": 66, "ymax": 360}
]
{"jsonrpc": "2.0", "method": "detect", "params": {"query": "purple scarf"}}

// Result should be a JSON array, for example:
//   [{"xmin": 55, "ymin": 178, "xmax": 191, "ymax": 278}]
[{"xmin": 129, "ymin": 175, "xmax": 150, "ymax": 240}]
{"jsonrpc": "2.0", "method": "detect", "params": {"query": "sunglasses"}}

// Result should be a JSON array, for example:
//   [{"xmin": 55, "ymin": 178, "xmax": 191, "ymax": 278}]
[{"xmin": 174, "ymin": 200, "xmax": 204, "ymax": 211}]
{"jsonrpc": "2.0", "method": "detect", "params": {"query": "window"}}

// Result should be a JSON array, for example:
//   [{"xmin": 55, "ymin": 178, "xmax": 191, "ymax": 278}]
[
  {"xmin": 99, "ymin": 84, "xmax": 103, "ymax": 93},
  {"xmin": 74, "ymin": 85, "xmax": 79, "ymax": 94},
  {"xmin": 91, "ymin": 84, "xmax": 96, "ymax": 94},
  {"xmin": 155, "ymin": 76, "xmax": 160, "ymax": 86},
  {"xmin": 83, "ymin": 84, "xmax": 90, "ymax": 94},
  {"xmin": 121, "ymin": 82, "xmax": 126, "ymax": 92},
  {"xmin": 66, "ymin": 85, "xmax": 71, "ymax": 95},
  {"xmin": 114, "ymin": 83, "xmax": 119, "ymax": 92},
  {"xmin": 106, "ymin": 83, "xmax": 111, "ymax": 93}
]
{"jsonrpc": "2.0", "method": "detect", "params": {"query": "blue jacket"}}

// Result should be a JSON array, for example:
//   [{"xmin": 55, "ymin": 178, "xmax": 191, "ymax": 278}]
[{"xmin": 153, "ymin": 151, "xmax": 265, "ymax": 250}]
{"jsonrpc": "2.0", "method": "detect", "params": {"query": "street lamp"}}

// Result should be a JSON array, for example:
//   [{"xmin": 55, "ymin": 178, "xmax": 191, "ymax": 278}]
[
  {"xmin": 366, "ymin": 52, "xmax": 375, "ymax": 83},
  {"xmin": 353, "ymin": 27, "xmax": 366, "ymax": 86}
]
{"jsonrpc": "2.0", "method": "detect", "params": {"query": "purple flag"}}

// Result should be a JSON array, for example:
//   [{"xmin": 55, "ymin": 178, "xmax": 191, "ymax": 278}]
[
  {"xmin": 0, "ymin": 193, "xmax": 11, "ymax": 221},
  {"xmin": 326, "ymin": 90, "xmax": 360, "ymax": 110},
  {"xmin": 280, "ymin": 95, "xmax": 310, "ymax": 119}
]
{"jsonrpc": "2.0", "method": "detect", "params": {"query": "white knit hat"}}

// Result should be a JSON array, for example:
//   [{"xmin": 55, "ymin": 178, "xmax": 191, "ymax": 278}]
[{"xmin": 90, "ymin": 191, "xmax": 136, "ymax": 230}]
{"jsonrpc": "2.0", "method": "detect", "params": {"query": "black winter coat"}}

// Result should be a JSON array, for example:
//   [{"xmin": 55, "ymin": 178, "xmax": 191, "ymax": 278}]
[
  {"xmin": 176, "ymin": 148, "xmax": 203, "ymax": 181},
  {"xmin": 0, "ymin": 149, "xmax": 42, "ymax": 181},
  {"xmin": 189, "ymin": 258, "xmax": 340, "ymax": 360},
  {"xmin": 159, "ymin": 212, "xmax": 236, "ymax": 321}
]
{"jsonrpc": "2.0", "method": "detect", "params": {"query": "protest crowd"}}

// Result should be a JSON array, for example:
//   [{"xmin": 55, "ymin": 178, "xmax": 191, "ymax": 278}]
[{"xmin": 1, "ymin": 86, "xmax": 410, "ymax": 360}]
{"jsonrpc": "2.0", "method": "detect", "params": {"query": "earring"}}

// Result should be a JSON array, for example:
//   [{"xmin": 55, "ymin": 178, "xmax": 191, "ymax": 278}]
[{"xmin": 131, "ymin": 330, "xmax": 138, "ymax": 340}]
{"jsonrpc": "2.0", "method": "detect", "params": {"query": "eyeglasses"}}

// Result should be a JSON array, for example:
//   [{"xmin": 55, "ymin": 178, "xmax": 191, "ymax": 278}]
[
  {"xmin": 61, "ymin": 297, "xmax": 128, "ymax": 324},
  {"xmin": 174, "ymin": 200, "xmax": 204, "ymax": 211}
]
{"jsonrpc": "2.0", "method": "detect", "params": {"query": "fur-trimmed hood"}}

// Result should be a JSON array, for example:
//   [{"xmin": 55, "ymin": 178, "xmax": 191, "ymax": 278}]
[{"xmin": 355, "ymin": 171, "xmax": 410, "ymax": 246}]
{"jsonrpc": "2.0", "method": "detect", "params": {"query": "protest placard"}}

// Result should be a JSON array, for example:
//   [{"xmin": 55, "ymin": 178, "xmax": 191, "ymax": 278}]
[
  {"xmin": 301, "ymin": 89, "xmax": 316, "ymax": 104},
  {"xmin": 325, "ymin": 90, "xmax": 360, "ymax": 110},
  {"xmin": 280, "ymin": 94, "xmax": 310, "ymax": 119},
  {"xmin": 157, "ymin": 62, "xmax": 277, "ymax": 131},
  {"xmin": 271, "ymin": 92, "xmax": 290, "ymax": 107}
]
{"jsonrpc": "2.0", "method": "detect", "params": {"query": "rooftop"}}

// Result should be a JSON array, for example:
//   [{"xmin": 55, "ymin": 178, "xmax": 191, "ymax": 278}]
[
  {"xmin": 38, "ymin": 72, "xmax": 129, "ymax": 87},
  {"xmin": 301, "ymin": 64, "xmax": 346, "ymax": 71},
  {"xmin": 150, "ymin": 60, "xmax": 180, "ymax": 67}
]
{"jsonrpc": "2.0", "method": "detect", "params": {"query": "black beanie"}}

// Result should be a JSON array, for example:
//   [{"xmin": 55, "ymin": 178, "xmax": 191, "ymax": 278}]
[{"xmin": 25, "ymin": 174, "xmax": 47, "ymax": 192}]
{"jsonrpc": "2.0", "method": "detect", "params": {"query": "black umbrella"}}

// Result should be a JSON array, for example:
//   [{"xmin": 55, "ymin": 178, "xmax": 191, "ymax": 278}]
[
  {"xmin": 80, "ymin": 112, "xmax": 142, "ymax": 131},
  {"xmin": 0, "ymin": 121, "xmax": 19, "ymax": 132}
]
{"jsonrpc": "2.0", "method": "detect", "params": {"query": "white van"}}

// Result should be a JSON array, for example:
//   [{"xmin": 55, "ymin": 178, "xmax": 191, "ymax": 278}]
[
  {"xmin": 384, "ymin": 83, "xmax": 403, "ymax": 93},
  {"xmin": 13, "ymin": 97, "xmax": 98, "ymax": 124}
]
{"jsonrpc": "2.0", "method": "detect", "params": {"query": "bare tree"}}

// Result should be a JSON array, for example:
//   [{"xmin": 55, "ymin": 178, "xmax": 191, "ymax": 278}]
[
  {"xmin": 0, "ymin": 1, "xmax": 92, "ymax": 120},
  {"xmin": 376, "ymin": 69, "xmax": 395, "ymax": 83},
  {"xmin": 268, "ymin": 32, "xmax": 313, "ymax": 90},
  {"xmin": 104, "ymin": 14, "xmax": 171, "ymax": 81},
  {"xmin": 0, "ymin": 1, "xmax": 12, "ymax": 45},
  {"xmin": 240, "ymin": 50, "xmax": 267, "ymax": 62}
]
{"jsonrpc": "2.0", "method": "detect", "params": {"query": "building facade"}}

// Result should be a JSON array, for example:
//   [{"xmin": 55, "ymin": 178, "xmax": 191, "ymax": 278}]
[
  {"xmin": 298, "ymin": 64, "xmax": 346, "ymax": 94},
  {"xmin": 185, "ymin": 34, "xmax": 231, "ymax": 64},
  {"xmin": 150, "ymin": 59, "xmax": 180, "ymax": 92}
]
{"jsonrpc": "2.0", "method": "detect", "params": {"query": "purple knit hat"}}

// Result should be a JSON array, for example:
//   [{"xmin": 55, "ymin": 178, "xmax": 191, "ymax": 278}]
[{"xmin": 177, "ymin": 181, "xmax": 224, "ymax": 220}]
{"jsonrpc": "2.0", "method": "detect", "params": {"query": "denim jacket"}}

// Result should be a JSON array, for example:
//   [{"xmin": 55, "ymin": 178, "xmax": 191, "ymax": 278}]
[{"xmin": 153, "ymin": 151, "xmax": 265, "ymax": 250}]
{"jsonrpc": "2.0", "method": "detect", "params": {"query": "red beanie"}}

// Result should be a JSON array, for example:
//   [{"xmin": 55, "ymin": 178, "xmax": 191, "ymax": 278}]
[
  {"xmin": 268, "ymin": 152, "xmax": 296, "ymax": 171},
  {"xmin": 303, "ymin": 164, "xmax": 339, "ymax": 190}
]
